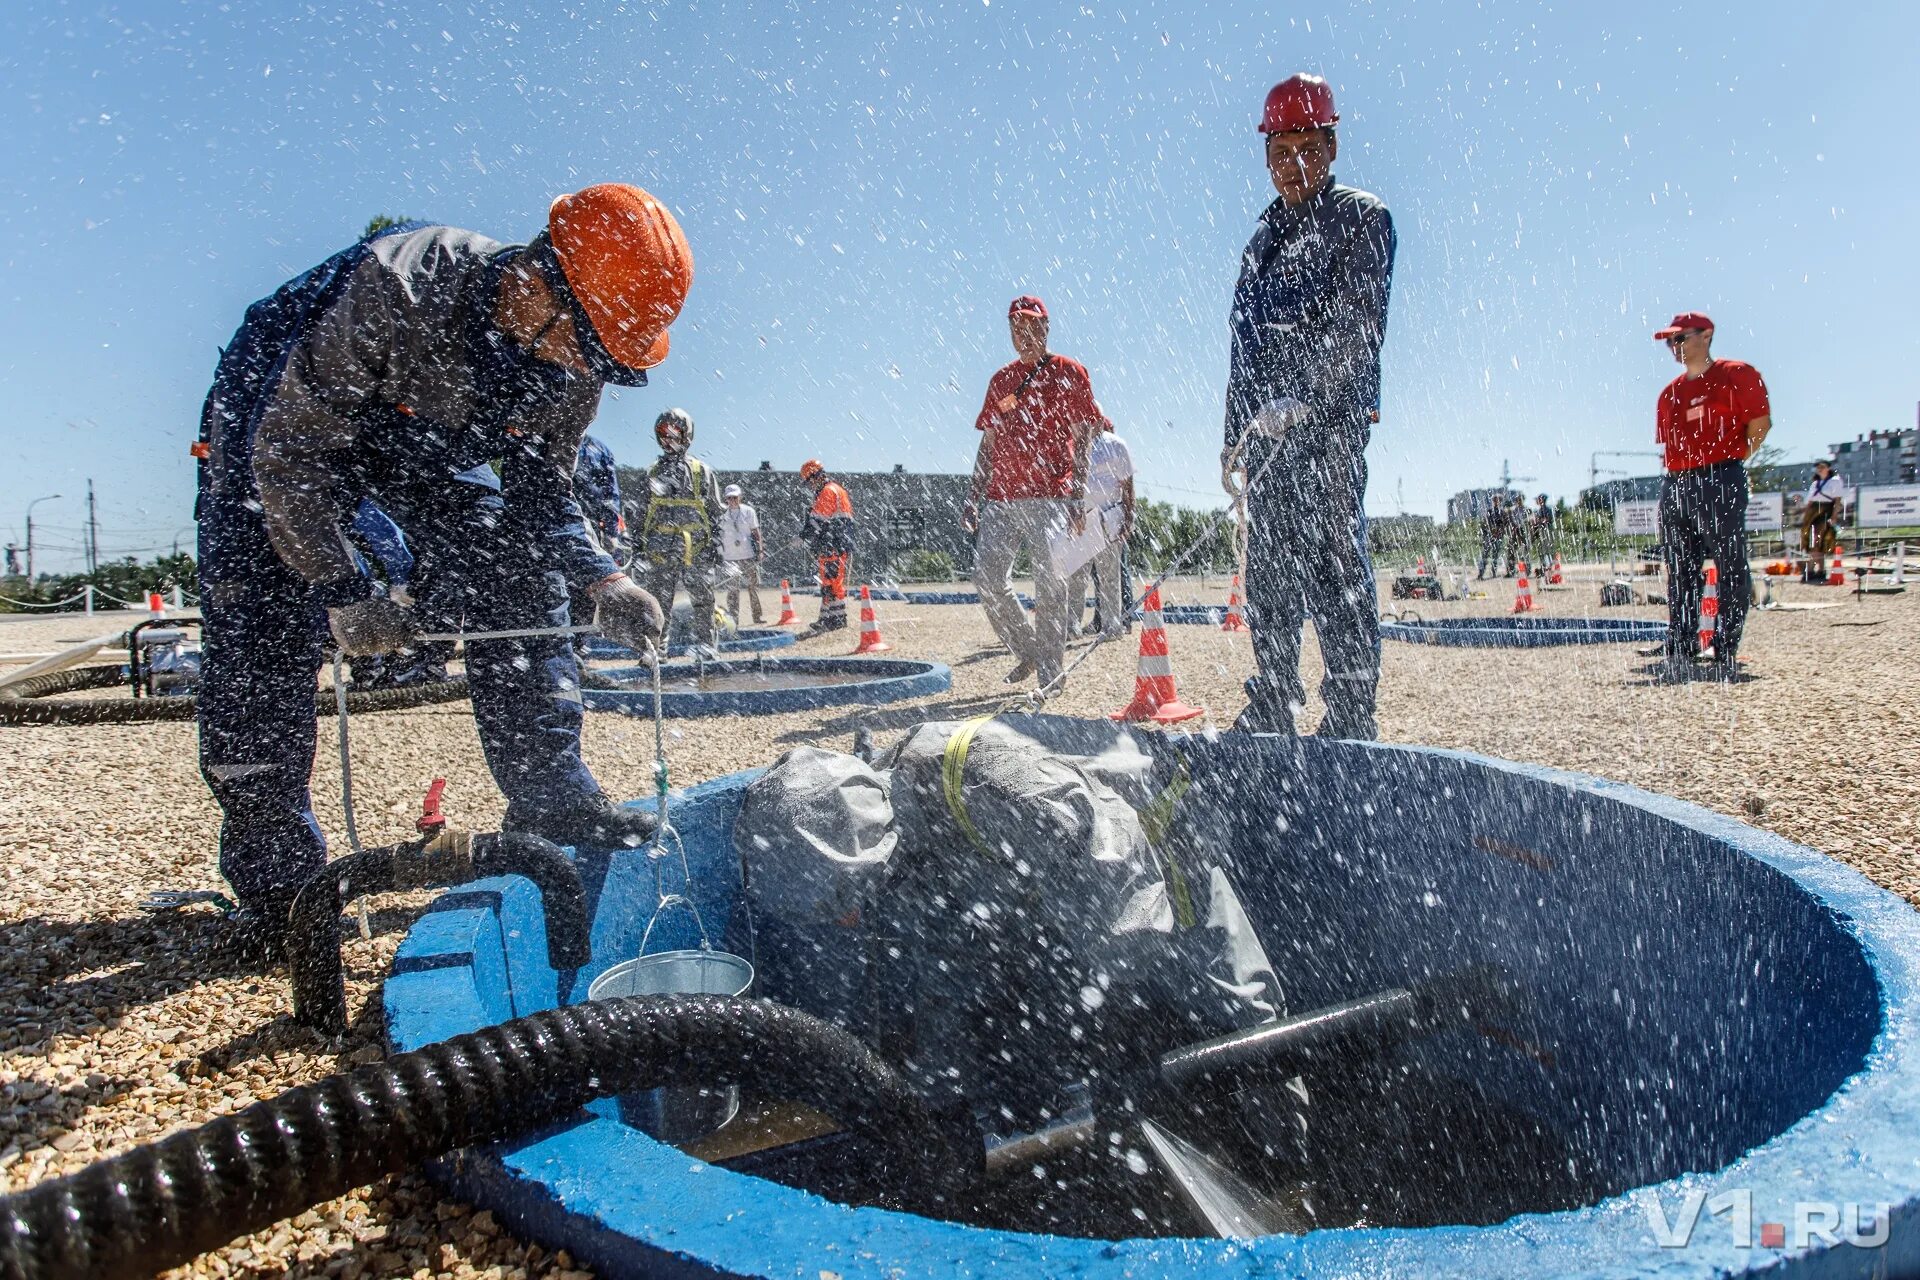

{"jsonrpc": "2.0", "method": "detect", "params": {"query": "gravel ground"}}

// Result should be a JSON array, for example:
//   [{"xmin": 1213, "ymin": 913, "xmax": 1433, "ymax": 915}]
[{"xmin": 2, "ymin": 567, "xmax": 1915, "ymax": 1277}]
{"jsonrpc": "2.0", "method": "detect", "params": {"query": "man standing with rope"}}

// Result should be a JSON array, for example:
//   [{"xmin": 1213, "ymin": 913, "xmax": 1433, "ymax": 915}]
[
  {"xmin": 1222, "ymin": 74, "xmax": 1396, "ymax": 738},
  {"xmin": 963, "ymin": 295, "xmax": 1103, "ymax": 689}
]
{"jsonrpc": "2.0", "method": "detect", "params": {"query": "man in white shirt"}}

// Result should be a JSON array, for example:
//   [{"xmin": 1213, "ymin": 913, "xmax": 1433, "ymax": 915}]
[
  {"xmin": 718, "ymin": 483, "xmax": 765, "ymax": 623},
  {"xmin": 1067, "ymin": 427, "xmax": 1135, "ymax": 638}
]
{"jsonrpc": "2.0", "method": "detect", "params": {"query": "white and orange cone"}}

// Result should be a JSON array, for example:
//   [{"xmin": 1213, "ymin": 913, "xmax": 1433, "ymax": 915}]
[
  {"xmin": 1110, "ymin": 586, "xmax": 1204, "ymax": 724},
  {"xmin": 1698, "ymin": 561, "xmax": 1719, "ymax": 655},
  {"xmin": 1548, "ymin": 555, "xmax": 1564, "ymax": 586},
  {"xmin": 1827, "ymin": 548, "xmax": 1846, "ymax": 587},
  {"xmin": 146, "ymin": 591, "xmax": 165, "ymax": 617},
  {"xmin": 1511, "ymin": 561, "xmax": 1534, "ymax": 614},
  {"xmin": 776, "ymin": 579, "xmax": 799, "ymax": 626},
  {"xmin": 1221, "ymin": 574, "xmax": 1249, "ymax": 632},
  {"xmin": 850, "ymin": 585, "xmax": 892, "ymax": 654}
]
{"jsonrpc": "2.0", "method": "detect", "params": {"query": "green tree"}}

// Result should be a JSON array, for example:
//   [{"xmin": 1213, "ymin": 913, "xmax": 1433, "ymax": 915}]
[
  {"xmin": 1746, "ymin": 442, "xmax": 1792, "ymax": 492},
  {"xmin": 362, "ymin": 213, "xmax": 414, "ymax": 238}
]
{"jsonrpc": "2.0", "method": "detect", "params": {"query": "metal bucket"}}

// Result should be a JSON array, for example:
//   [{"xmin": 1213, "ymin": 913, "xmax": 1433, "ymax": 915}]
[{"xmin": 587, "ymin": 949, "xmax": 756, "ymax": 1145}]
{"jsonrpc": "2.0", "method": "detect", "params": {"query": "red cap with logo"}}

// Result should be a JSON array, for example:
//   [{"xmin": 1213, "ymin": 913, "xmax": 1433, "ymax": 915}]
[
  {"xmin": 1261, "ymin": 74, "xmax": 1339, "ymax": 133},
  {"xmin": 1008, "ymin": 294, "xmax": 1048, "ymax": 320},
  {"xmin": 1653, "ymin": 311, "xmax": 1714, "ymax": 340}
]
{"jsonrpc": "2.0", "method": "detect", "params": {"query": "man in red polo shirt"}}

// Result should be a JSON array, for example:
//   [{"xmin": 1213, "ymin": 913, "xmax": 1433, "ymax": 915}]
[
  {"xmin": 963, "ymin": 294, "xmax": 1102, "ymax": 688},
  {"xmin": 1652, "ymin": 311, "xmax": 1771, "ymax": 681}
]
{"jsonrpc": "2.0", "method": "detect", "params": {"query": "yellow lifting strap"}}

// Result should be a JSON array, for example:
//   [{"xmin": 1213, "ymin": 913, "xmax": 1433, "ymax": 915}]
[
  {"xmin": 1139, "ymin": 761, "xmax": 1197, "ymax": 928},
  {"xmin": 940, "ymin": 715, "xmax": 998, "ymax": 857}
]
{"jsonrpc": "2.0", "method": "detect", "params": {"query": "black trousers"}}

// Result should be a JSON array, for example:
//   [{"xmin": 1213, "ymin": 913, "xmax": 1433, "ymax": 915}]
[{"xmin": 1659, "ymin": 460, "xmax": 1750, "ymax": 660}]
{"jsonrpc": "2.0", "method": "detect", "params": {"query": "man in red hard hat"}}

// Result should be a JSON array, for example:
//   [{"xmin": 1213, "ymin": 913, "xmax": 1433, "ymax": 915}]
[
  {"xmin": 1223, "ymin": 74, "xmax": 1396, "ymax": 738},
  {"xmin": 193, "ymin": 185, "xmax": 686, "ymax": 955},
  {"xmin": 1650, "ymin": 312, "xmax": 1770, "ymax": 682},
  {"xmin": 797, "ymin": 459, "xmax": 857, "ymax": 637}
]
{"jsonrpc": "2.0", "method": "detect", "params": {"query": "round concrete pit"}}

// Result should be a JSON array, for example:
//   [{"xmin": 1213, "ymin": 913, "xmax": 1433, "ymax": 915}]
[
  {"xmin": 384, "ymin": 721, "xmax": 1920, "ymax": 1278},
  {"xmin": 580, "ymin": 627, "xmax": 797, "ymax": 661},
  {"xmin": 1382, "ymin": 616, "xmax": 1670, "ymax": 647},
  {"xmin": 579, "ymin": 654, "xmax": 950, "ymax": 717}
]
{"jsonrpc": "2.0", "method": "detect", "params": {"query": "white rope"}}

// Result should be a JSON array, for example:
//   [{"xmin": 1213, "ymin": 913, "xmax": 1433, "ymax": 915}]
[
  {"xmin": 332, "ymin": 653, "xmax": 362, "ymax": 855},
  {"xmin": 0, "ymin": 591, "xmax": 90, "ymax": 609},
  {"xmin": 636, "ymin": 637, "xmax": 715, "ymax": 956},
  {"xmin": 1022, "ymin": 432, "xmax": 1280, "ymax": 712}
]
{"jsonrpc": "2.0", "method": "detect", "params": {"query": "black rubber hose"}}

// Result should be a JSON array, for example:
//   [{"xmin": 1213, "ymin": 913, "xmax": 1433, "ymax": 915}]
[
  {"xmin": 289, "ymin": 832, "xmax": 592, "ymax": 1036},
  {"xmin": 0, "ymin": 665, "xmax": 471, "ymax": 727},
  {"xmin": 0, "ymin": 995, "xmax": 960, "ymax": 1280}
]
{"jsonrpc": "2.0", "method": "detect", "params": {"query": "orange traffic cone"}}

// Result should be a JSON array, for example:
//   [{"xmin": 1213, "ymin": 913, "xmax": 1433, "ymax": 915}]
[
  {"xmin": 1511, "ymin": 561, "xmax": 1534, "ymax": 613},
  {"xmin": 1221, "ymin": 574, "xmax": 1249, "ymax": 632},
  {"xmin": 776, "ymin": 579, "xmax": 798, "ymax": 626},
  {"xmin": 1827, "ymin": 548, "xmax": 1845, "ymax": 587},
  {"xmin": 1698, "ymin": 561, "xmax": 1719, "ymax": 655},
  {"xmin": 850, "ymin": 585, "xmax": 892, "ymax": 654},
  {"xmin": 1110, "ymin": 587, "xmax": 1204, "ymax": 724},
  {"xmin": 146, "ymin": 591, "xmax": 165, "ymax": 617},
  {"xmin": 1548, "ymin": 555, "xmax": 1564, "ymax": 586}
]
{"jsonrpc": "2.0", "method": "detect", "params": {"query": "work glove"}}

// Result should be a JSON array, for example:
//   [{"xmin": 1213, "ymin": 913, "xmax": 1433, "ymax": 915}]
[
  {"xmin": 1251, "ymin": 396, "xmax": 1310, "ymax": 443},
  {"xmin": 327, "ymin": 598, "xmax": 420, "ymax": 657},
  {"xmin": 591, "ymin": 574, "xmax": 666, "ymax": 653}
]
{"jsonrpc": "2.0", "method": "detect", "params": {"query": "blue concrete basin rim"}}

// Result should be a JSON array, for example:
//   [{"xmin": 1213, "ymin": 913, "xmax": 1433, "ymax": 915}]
[
  {"xmin": 579, "ymin": 655, "xmax": 951, "ymax": 717},
  {"xmin": 581, "ymin": 628, "xmax": 796, "ymax": 660},
  {"xmin": 1382, "ymin": 616, "xmax": 1670, "ymax": 647},
  {"xmin": 383, "ymin": 743, "xmax": 1920, "ymax": 1279}
]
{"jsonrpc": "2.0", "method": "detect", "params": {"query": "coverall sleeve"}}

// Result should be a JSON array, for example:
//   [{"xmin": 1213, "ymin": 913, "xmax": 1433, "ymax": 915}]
[
  {"xmin": 251, "ymin": 258, "xmax": 399, "ymax": 587},
  {"xmin": 1304, "ymin": 201, "xmax": 1396, "ymax": 416},
  {"xmin": 500, "ymin": 395, "xmax": 622, "ymax": 592}
]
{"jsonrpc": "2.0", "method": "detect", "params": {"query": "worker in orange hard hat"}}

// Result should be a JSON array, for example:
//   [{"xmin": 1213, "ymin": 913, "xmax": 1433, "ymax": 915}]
[
  {"xmin": 1223, "ymin": 73, "xmax": 1396, "ymax": 739},
  {"xmin": 192, "ymin": 184, "xmax": 692, "ymax": 958},
  {"xmin": 796, "ymin": 460, "xmax": 856, "ymax": 637}
]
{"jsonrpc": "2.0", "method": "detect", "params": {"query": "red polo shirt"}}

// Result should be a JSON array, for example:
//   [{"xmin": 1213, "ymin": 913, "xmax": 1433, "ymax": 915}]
[
  {"xmin": 1656, "ymin": 360, "xmax": 1770, "ymax": 472},
  {"xmin": 974, "ymin": 354, "xmax": 1101, "ymax": 500}
]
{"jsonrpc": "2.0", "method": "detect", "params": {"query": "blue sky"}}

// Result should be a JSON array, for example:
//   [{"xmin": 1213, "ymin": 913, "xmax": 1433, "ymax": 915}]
[{"xmin": 3, "ymin": 0, "xmax": 1916, "ymax": 570}]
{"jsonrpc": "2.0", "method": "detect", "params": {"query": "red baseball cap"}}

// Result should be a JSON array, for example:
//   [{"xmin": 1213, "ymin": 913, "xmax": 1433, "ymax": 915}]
[
  {"xmin": 1653, "ymin": 311, "xmax": 1714, "ymax": 340},
  {"xmin": 1008, "ymin": 294, "xmax": 1048, "ymax": 320}
]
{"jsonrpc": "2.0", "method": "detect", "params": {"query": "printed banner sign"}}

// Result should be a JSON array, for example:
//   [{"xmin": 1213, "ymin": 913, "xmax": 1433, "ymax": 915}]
[
  {"xmin": 1614, "ymin": 500, "xmax": 1660, "ymax": 536},
  {"xmin": 1858, "ymin": 485, "xmax": 1920, "ymax": 528},
  {"xmin": 1745, "ymin": 491, "xmax": 1784, "ymax": 531}
]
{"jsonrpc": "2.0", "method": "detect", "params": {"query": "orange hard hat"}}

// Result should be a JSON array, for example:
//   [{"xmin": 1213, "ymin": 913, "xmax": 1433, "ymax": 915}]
[
  {"xmin": 542, "ymin": 183, "xmax": 692, "ymax": 383},
  {"xmin": 799, "ymin": 460, "xmax": 825, "ymax": 481},
  {"xmin": 1260, "ymin": 74, "xmax": 1338, "ymax": 133}
]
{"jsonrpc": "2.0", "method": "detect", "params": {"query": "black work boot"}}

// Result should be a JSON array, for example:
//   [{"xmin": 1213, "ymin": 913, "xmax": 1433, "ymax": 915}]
[
  {"xmin": 1230, "ymin": 699, "xmax": 1296, "ymax": 735},
  {"xmin": 504, "ymin": 795, "xmax": 660, "ymax": 850}
]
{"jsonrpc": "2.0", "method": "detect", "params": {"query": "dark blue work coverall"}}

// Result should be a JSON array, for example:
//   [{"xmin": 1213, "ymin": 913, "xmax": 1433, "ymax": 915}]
[
  {"xmin": 1224, "ymin": 178, "xmax": 1396, "ymax": 737},
  {"xmin": 194, "ymin": 224, "xmax": 626, "ymax": 908},
  {"xmin": 568, "ymin": 434, "xmax": 627, "ymax": 640}
]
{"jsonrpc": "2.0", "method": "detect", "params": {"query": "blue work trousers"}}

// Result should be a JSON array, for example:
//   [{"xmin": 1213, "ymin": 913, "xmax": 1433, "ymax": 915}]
[
  {"xmin": 1240, "ymin": 423, "xmax": 1380, "ymax": 738},
  {"xmin": 197, "ymin": 483, "xmax": 596, "ymax": 904},
  {"xmin": 1658, "ymin": 460, "xmax": 1750, "ymax": 661}
]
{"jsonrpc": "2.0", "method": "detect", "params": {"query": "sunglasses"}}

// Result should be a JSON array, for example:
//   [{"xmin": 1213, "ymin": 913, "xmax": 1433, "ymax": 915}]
[{"xmin": 1665, "ymin": 331, "xmax": 1704, "ymax": 348}]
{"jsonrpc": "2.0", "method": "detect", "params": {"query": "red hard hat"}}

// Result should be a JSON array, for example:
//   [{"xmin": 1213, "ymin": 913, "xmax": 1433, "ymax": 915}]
[
  {"xmin": 1260, "ymin": 74, "xmax": 1338, "ymax": 134},
  {"xmin": 799, "ymin": 459, "xmax": 824, "ymax": 481}
]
